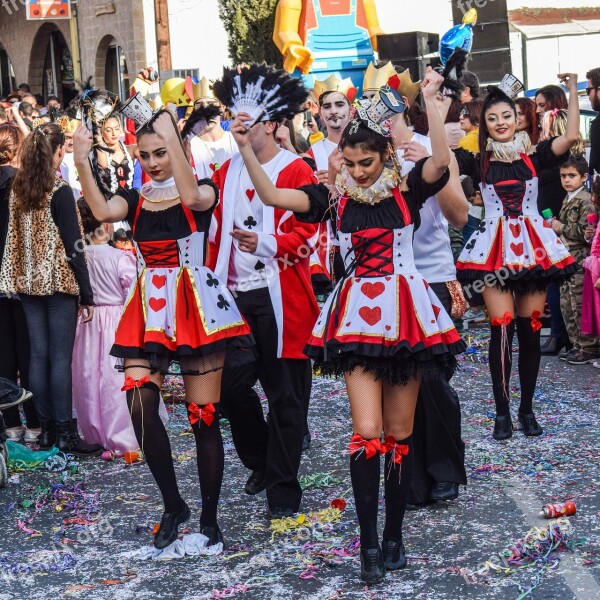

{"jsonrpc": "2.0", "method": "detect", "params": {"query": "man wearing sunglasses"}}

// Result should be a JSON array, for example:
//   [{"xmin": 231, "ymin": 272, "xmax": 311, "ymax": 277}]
[{"xmin": 587, "ymin": 67, "xmax": 600, "ymax": 177}]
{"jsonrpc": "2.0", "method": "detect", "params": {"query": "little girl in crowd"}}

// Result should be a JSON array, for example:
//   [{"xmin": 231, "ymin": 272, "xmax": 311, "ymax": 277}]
[
  {"xmin": 582, "ymin": 176, "xmax": 600, "ymax": 368},
  {"xmin": 71, "ymin": 199, "xmax": 142, "ymax": 454}
]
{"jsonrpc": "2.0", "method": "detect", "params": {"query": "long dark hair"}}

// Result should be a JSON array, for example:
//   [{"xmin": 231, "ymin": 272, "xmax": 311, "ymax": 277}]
[
  {"xmin": 478, "ymin": 88, "xmax": 517, "ymax": 177},
  {"xmin": 12, "ymin": 123, "xmax": 64, "ymax": 211},
  {"xmin": 340, "ymin": 119, "xmax": 390, "ymax": 159},
  {"xmin": 535, "ymin": 85, "xmax": 567, "ymax": 112},
  {"xmin": 515, "ymin": 97, "xmax": 539, "ymax": 144}
]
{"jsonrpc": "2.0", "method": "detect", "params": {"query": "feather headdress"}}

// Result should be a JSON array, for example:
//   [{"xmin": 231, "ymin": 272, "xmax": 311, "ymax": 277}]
[
  {"xmin": 212, "ymin": 63, "xmax": 308, "ymax": 128},
  {"xmin": 66, "ymin": 78, "xmax": 122, "ymax": 199}
]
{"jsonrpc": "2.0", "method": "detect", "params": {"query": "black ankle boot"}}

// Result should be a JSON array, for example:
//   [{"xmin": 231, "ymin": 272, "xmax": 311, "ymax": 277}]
[
  {"xmin": 154, "ymin": 502, "xmax": 191, "ymax": 549},
  {"xmin": 56, "ymin": 421, "xmax": 103, "ymax": 457},
  {"xmin": 518, "ymin": 413, "xmax": 543, "ymax": 436},
  {"xmin": 360, "ymin": 546, "xmax": 385, "ymax": 583},
  {"xmin": 38, "ymin": 419, "xmax": 56, "ymax": 449},
  {"xmin": 493, "ymin": 414, "xmax": 513, "ymax": 440},
  {"xmin": 200, "ymin": 524, "xmax": 224, "ymax": 547},
  {"xmin": 381, "ymin": 538, "xmax": 407, "ymax": 570}
]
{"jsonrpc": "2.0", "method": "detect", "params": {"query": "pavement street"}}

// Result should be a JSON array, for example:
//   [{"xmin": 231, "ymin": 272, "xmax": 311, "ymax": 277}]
[{"xmin": 1, "ymin": 326, "xmax": 599, "ymax": 600}]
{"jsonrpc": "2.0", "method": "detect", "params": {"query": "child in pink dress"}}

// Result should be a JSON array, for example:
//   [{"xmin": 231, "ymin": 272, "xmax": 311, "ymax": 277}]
[
  {"xmin": 581, "ymin": 177, "xmax": 600, "ymax": 368},
  {"xmin": 72, "ymin": 200, "xmax": 139, "ymax": 453}
]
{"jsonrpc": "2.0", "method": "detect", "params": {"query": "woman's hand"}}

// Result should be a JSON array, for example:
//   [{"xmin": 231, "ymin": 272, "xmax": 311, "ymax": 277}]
[
  {"xmin": 275, "ymin": 122, "xmax": 296, "ymax": 153},
  {"xmin": 73, "ymin": 126, "xmax": 94, "ymax": 164},
  {"xmin": 327, "ymin": 147, "xmax": 343, "ymax": 185},
  {"xmin": 230, "ymin": 113, "xmax": 254, "ymax": 149},
  {"xmin": 231, "ymin": 229, "xmax": 258, "ymax": 253},
  {"xmin": 421, "ymin": 67, "xmax": 445, "ymax": 101},
  {"xmin": 78, "ymin": 305, "xmax": 94, "ymax": 323},
  {"xmin": 551, "ymin": 219, "xmax": 563, "ymax": 234},
  {"xmin": 151, "ymin": 111, "xmax": 179, "ymax": 141},
  {"xmin": 558, "ymin": 73, "xmax": 578, "ymax": 93},
  {"xmin": 398, "ymin": 140, "xmax": 430, "ymax": 163}
]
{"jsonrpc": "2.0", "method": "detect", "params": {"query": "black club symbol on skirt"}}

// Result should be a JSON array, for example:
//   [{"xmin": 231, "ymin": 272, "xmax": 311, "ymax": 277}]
[
  {"xmin": 217, "ymin": 294, "xmax": 230, "ymax": 310},
  {"xmin": 206, "ymin": 273, "xmax": 219, "ymax": 288},
  {"xmin": 244, "ymin": 216, "xmax": 257, "ymax": 229}
]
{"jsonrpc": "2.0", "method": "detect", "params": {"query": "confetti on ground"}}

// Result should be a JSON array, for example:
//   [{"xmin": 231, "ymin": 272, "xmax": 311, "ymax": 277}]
[{"xmin": 0, "ymin": 327, "xmax": 599, "ymax": 598}]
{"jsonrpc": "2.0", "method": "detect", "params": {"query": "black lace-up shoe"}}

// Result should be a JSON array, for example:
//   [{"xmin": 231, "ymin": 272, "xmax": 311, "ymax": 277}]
[
  {"xmin": 154, "ymin": 502, "xmax": 191, "ymax": 549},
  {"xmin": 518, "ymin": 413, "xmax": 543, "ymax": 436},
  {"xmin": 493, "ymin": 414, "xmax": 513, "ymax": 440}
]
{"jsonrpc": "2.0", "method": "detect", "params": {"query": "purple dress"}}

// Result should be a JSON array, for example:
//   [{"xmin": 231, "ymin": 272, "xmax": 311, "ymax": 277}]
[{"xmin": 72, "ymin": 244, "xmax": 161, "ymax": 453}]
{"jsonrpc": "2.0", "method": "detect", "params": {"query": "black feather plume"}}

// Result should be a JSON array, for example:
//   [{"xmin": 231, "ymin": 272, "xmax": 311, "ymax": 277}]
[
  {"xmin": 213, "ymin": 63, "xmax": 308, "ymax": 127},
  {"xmin": 441, "ymin": 48, "xmax": 469, "ymax": 98},
  {"xmin": 181, "ymin": 104, "xmax": 222, "ymax": 141}
]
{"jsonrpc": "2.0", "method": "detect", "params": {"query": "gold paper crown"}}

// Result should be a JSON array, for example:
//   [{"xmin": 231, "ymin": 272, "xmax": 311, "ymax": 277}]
[
  {"xmin": 64, "ymin": 118, "xmax": 81, "ymax": 134},
  {"xmin": 362, "ymin": 61, "xmax": 397, "ymax": 92},
  {"xmin": 312, "ymin": 75, "xmax": 356, "ymax": 101},
  {"xmin": 388, "ymin": 68, "xmax": 421, "ymax": 108},
  {"xmin": 186, "ymin": 76, "xmax": 214, "ymax": 101}
]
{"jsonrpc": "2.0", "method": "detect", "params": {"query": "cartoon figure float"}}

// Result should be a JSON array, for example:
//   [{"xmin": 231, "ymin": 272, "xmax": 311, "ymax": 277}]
[{"xmin": 273, "ymin": 0, "xmax": 384, "ymax": 91}]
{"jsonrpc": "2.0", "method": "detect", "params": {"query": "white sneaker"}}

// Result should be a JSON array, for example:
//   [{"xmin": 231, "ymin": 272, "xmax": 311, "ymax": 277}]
[
  {"xmin": 4, "ymin": 426, "xmax": 23, "ymax": 441},
  {"xmin": 463, "ymin": 308, "xmax": 486, "ymax": 323},
  {"xmin": 23, "ymin": 428, "xmax": 41, "ymax": 443},
  {"xmin": 593, "ymin": 360, "xmax": 600, "ymax": 369}
]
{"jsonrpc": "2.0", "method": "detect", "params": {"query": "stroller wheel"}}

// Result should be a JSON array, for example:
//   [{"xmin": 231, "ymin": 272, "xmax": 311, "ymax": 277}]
[{"xmin": 0, "ymin": 449, "xmax": 7, "ymax": 488}]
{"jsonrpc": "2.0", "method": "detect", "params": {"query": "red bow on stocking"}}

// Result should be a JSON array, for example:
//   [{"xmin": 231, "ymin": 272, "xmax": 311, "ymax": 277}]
[
  {"xmin": 349, "ymin": 434, "xmax": 380, "ymax": 459},
  {"xmin": 380, "ymin": 436, "xmax": 410, "ymax": 464},
  {"xmin": 491, "ymin": 311, "xmax": 513, "ymax": 326},
  {"xmin": 530, "ymin": 310, "xmax": 542, "ymax": 332},
  {"xmin": 121, "ymin": 375, "xmax": 150, "ymax": 391},
  {"xmin": 187, "ymin": 402, "xmax": 216, "ymax": 426}
]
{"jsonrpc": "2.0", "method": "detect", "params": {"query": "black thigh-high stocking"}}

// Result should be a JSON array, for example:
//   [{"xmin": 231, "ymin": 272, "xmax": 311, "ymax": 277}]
[
  {"xmin": 350, "ymin": 441, "xmax": 381, "ymax": 549},
  {"xmin": 189, "ymin": 406, "xmax": 224, "ymax": 529},
  {"xmin": 489, "ymin": 320, "xmax": 515, "ymax": 416},
  {"xmin": 127, "ymin": 382, "xmax": 184, "ymax": 513},
  {"xmin": 383, "ymin": 435, "xmax": 413, "ymax": 543},
  {"xmin": 516, "ymin": 316, "xmax": 541, "ymax": 415}
]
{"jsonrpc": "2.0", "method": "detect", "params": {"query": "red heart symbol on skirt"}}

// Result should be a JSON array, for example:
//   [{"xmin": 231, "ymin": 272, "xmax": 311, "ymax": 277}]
[
  {"xmin": 385, "ymin": 325, "xmax": 391, "ymax": 331},
  {"xmin": 509, "ymin": 222, "xmax": 521, "ymax": 237},
  {"xmin": 360, "ymin": 282, "xmax": 385, "ymax": 299},
  {"xmin": 152, "ymin": 274, "xmax": 167, "ymax": 289},
  {"xmin": 510, "ymin": 242, "xmax": 524, "ymax": 256},
  {"xmin": 246, "ymin": 189, "xmax": 256, "ymax": 202},
  {"xmin": 359, "ymin": 306, "xmax": 381, "ymax": 326},
  {"xmin": 149, "ymin": 297, "xmax": 166, "ymax": 312},
  {"xmin": 209, "ymin": 163, "xmax": 216, "ymax": 172}
]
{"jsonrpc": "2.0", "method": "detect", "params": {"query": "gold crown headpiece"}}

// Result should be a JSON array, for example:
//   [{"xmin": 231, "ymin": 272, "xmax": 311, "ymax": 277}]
[
  {"xmin": 362, "ymin": 62, "xmax": 397, "ymax": 92},
  {"xmin": 186, "ymin": 76, "xmax": 214, "ymax": 101},
  {"xmin": 387, "ymin": 69, "xmax": 421, "ymax": 108},
  {"xmin": 312, "ymin": 75, "xmax": 357, "ymax": 103}
]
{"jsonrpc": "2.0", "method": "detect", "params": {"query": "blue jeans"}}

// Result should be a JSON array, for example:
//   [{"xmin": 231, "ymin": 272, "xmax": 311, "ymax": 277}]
[{"xmin": 19, "ymin": 293, "xmax": 78, "ymax": 423}]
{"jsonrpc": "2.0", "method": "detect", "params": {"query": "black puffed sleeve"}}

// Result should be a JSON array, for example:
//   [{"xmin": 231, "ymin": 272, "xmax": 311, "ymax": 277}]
[
  {"xmin": 295, "ymin": 183, "xmax": 334, "ymax": 223},
  {"xmin": 406, "ymin": 157, "xmax": 451, "ymax": 208},
  {"xmin": 114, "ymin": 187, "xmax": 140, "ymax": 227}
]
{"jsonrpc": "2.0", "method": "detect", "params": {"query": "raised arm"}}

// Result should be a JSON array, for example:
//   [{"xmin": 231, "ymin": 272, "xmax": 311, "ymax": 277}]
[
  {"xmin": 552, "ymin": 73, "xmax": 580, "ymax": 156},
  {"xmin": 73, "ymin": 126, "xmax": 128, "ymax": 223},
  {"xmin": 421, "ymin": 69, "xmax": 451, "ymax": 184},
  {"xmin": 151, "ymin": 112, "xmax": 216, "ymax": 211},
  {"xmin": 231, "ymin": 113, "xmax": 311, "ymax": 213}
]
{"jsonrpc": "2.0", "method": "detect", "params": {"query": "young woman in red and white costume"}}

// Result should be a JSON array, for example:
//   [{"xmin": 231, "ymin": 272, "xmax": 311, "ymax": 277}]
[
  {"xmin": 455, "ymin": 74, "xmax": 579, "ymax": 441},
  {"xmin": 230, "ymin": 68, "xmax": 465, "ymax": 583},
  {"xmin": 73, "ymin": 111, "xmax": 253, "ymax": 551}
]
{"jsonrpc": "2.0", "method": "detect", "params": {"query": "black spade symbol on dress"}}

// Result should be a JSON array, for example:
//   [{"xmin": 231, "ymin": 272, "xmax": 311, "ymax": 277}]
[
  {"xmin": 244, "ymin": 216, "xmax": 257, "ymax": 229},
  {"xmin": 254, "ymin": 260, "xmax": 265, "ymax": 271}
]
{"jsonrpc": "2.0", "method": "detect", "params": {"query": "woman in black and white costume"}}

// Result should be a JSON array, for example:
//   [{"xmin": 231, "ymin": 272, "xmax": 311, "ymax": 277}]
[
  {"xmin": 454, "ymin": 74, "xmax": 579, "ymax": 440},
  {"xmin": 230, "ymin": 68, "xmax": 466, "ymax": 583}
]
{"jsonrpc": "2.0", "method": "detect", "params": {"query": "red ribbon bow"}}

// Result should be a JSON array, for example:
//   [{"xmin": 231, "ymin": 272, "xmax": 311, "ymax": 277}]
[
  {"xmin": 187, "ymin": 402, "xmax": 216, "ymax": 427},
  {"xmin": 491, "ymin": 311, "xmax": 513, "ymax": 327},
  {"xmin": 530, "ymin": 310, "xmax": 542, "ymax": 332},
  {"xmin": 380, "ymin": 436, "xmax": 410, "ymax": 464},
  {"xmin": 121, "ymin": 375, "xmax": 150, "ymax": 391},
  {"xmin": 349, "ymin": 434, "xmax": 380, "ymax": 459}
]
